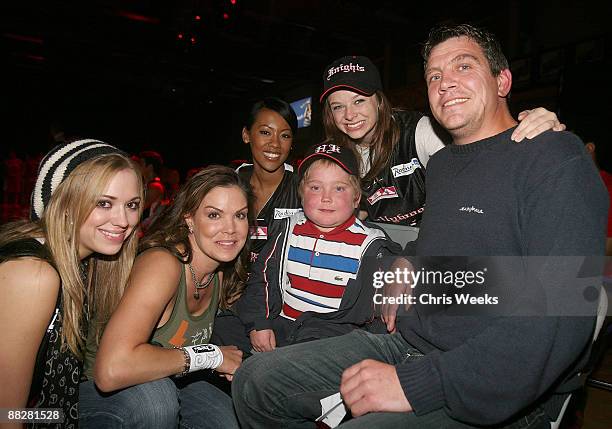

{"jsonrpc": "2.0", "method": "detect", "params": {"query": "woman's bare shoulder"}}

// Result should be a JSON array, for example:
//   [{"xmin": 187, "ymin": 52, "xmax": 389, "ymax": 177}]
[{"xmin": 1, "ymin": 257, "xmax": 60, "ymax": 297}]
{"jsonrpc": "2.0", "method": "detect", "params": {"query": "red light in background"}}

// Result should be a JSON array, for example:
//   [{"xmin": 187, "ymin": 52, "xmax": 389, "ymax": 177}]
[
  {"xmin": 223, "ymin": 12, "xmax": 229, "ymax": 20},
  {"xmin": 230, "ymin": 0, "xmax": 236, "ymax": 4},
  {"xmin": 116, "ymin": 10, "xmax": 160, "ymax": 24},
  {"xmin": 195, "ymin": 15, "xmax": 201, "ymax": 21},
  {"xmin": 177, "ymin": 33, "xmax": 184, "ymax": 39},
  {"xmin": 3, "ymin": 32, "xmax": 44, "ymax": 45},
  {"xmin": 190, "ymin": 37, "xmax": 196, "ymax": 44},
  {"xmin": 21, "ymin": 53, "xmax": 45, "ymax": 62}
]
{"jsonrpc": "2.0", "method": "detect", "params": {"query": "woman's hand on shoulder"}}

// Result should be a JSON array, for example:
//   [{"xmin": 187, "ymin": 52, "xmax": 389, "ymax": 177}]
[
  {"xmin": 512, "ymin": 108, "xmax": 566, "ymax": 142},
  {"xmin": 0, "ymin": 258, "xmax": 59, "ymax": 408}
]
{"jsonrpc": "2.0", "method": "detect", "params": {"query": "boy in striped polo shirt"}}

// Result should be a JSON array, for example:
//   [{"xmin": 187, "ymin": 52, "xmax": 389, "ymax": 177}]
[{"xmin": 236, "ymin": 142, "xmax": 400, "ymax": 352}]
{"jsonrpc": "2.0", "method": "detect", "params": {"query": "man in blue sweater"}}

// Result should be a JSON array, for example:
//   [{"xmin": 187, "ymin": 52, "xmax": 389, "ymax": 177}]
[{"xmin": 232, "ymin": 24, "xmax": 608, "ymax": 428}]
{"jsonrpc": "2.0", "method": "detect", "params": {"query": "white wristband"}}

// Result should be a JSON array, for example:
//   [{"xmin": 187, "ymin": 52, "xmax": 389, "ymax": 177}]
[{"xmin": 184, "ymin": 344, "xmax": 224, "ymax": 372}]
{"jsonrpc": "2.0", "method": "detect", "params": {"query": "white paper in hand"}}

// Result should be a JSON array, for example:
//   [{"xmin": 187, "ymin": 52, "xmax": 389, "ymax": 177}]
[{"xmin": 316, "ymin": 392, "xmax": 347, "ymax": 428}]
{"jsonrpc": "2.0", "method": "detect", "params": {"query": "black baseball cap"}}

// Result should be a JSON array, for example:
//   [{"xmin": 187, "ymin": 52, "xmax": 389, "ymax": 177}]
[
  {"xmin": 298, "ymin": 143, "xmax": 358, "ymax": 177},
  {"xmin": 320, "ymin": 55, "xmax": 383, "ymax": 103}
]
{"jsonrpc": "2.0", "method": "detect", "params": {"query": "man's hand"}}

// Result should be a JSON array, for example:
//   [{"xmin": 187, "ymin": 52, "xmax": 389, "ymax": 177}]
[
  {"xmin": 249, "ymin": 329, "xmax": 276, "ymax": 352},
  {"xmin": 340, "ymin": 359, "xmax": 412, "ymax": 416},
  {"xmin": 511, "ymin": 107, "xmax": 566, "ymax": 142},
  {"xmin": 216, "ymin": 345, "xmax": 243, "ymax": 381}
]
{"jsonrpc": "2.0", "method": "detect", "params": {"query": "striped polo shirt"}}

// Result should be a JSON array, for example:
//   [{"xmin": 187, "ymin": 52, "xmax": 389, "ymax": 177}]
[{"xmin": 280, "ymin": 215, "xmax": 370, "ymax": 320}]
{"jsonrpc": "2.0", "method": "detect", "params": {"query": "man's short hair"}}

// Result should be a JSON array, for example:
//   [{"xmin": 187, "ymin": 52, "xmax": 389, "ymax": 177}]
[{"xmin": 421, "ymin": 24, "xmax": 509, "ymax": 77}]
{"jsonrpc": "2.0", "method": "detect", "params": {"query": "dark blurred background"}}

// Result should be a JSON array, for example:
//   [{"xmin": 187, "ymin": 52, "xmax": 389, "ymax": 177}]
[{"xmin": 1, "ymin": 0, "xmax": 610, "ymax": 175}]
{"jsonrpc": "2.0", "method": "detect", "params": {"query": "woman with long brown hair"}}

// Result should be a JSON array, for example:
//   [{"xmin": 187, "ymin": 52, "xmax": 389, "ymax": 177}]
[
  {"xmin": 0, "ymin": 139, "xmax": 143, "ymax": 429},
  {"xmin": 88, "ymin": 166, "xmax": 250, "ymax": 428}
]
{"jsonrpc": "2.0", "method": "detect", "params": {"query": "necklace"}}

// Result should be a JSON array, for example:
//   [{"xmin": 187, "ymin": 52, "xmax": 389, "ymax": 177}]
[{"xmin": 188, "ymin": 262, "xmax": 214, "ymax": 299}]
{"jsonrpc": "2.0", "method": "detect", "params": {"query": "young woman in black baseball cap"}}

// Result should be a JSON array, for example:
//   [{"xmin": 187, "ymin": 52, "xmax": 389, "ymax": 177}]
[{"xmin": 320, "ymin": 55, "xmax": 564, "ymax": 227}]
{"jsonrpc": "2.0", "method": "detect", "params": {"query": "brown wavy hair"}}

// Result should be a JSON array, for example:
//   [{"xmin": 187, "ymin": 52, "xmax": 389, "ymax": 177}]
[
  {"xmin": 322, "ymin": 89, "xmax": 400, "ymax": 187},
  {"xmin": 140, "ymin": 165, "xmax": 253, "ymax": 308}
]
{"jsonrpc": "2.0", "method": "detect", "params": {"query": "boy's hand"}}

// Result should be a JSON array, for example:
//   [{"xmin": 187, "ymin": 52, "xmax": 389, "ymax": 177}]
[
  {"xmin": 216, "ymin": 345, "xmax": 243, "ymax": 381},
  {"xmin": 250, "ymin": 329, "xmax": 276, "ymax": 352}
]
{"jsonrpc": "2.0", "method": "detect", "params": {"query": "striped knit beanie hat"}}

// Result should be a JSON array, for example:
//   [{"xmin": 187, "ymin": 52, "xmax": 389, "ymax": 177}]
[{"xmin": 30, "ymin": 139, "xmax": 125, "ymax": 221}]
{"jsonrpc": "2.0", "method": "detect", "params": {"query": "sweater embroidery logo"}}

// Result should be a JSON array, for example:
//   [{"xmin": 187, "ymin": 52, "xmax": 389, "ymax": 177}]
[
  {"xmin": 391, "ymin": 158, "xmax": 422, "ymax": 178},
  {"xmin": 459, "ymin": 206, "xmax": 484, "ymax": 214}
]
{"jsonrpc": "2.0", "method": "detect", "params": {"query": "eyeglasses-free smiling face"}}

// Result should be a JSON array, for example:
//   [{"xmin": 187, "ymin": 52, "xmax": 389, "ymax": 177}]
[
  {"xmin": 185, "ymin": 185, "xmax": 249, "ymax": 265},
  {"xmin": 78, "ymin": 168, "xmax": 141, "ymax": 259},
  {"xmin": 425, "ymin": 36, "xmax": 511, "ymax": 144},
  {"xmin": 301, "ymin": 161, "xmax": 360, "ymax": 232},
  {"xmin": 327, "ymin": 90, "xmax": 379, "ymax": 144},
  {"xmin": 243, "ymin": 108, "xmax": 293, "ymax": 174}
]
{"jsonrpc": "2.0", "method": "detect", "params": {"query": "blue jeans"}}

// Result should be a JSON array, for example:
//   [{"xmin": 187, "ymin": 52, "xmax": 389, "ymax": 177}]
[
  {"xmin": 79, "ymin": 375, "xmax": 239, "ymax": 429},
  {"xmin": 232, "ymin": 330, "xmax": 549, "ymax": 429}
]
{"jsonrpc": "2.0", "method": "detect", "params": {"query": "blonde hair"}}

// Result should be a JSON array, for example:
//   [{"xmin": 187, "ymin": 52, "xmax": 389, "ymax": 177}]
[
  {"xmin": 41, "ymin": 153, "xmax": 143, "ymax": 357},
  {"xmin": 298, "ymin": 158, "xmax": 361, "ymax": 205},
  {"xmin": 0, "ymin": 220, "xmax": 43, "ymax": 245}
]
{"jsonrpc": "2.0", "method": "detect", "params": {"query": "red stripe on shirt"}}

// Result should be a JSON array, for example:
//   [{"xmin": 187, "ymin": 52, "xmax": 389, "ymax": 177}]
[
  {"xmin": 282, "ymin": 303, "xmax": 302, "ymax": 320},
  {"xmin": 323, "ymin": 229, "xmax": 368, "ymax": 246},
  {"xmin": 287, "ymin": 273, "xmax": 346, "ymax": 298},
  {"xmin": 292, "ymin": 222, "xmax": 367, "ymax": 246}
]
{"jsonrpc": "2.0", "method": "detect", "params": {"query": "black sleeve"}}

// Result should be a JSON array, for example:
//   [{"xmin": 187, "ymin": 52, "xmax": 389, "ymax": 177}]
[{"xmin": 235, "ymin": 220, "xmax": 287, "ymax": 332}]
